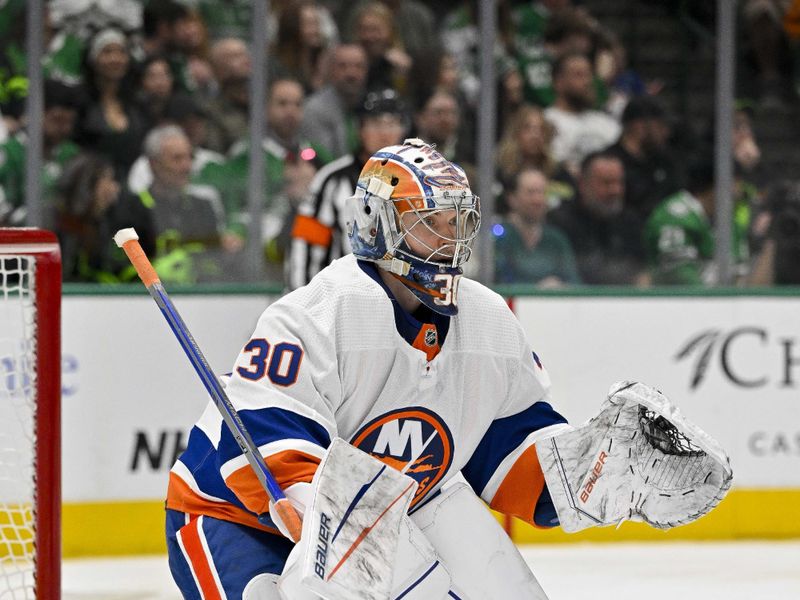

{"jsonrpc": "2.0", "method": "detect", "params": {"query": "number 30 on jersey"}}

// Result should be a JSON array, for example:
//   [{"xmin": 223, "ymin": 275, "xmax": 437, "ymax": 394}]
[{"xmin": 236, "ymin": 339, "xmax": 303, "ymax": 386}]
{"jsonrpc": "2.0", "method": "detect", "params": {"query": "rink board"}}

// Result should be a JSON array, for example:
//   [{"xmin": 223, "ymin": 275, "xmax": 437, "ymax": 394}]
[
  {"xmin": 53, "ymin": 288, "xmax": 800, "ymax": 556},
  {"xmin": 58, "ymin": 488, "xmax": 800, "ymax": 557}
]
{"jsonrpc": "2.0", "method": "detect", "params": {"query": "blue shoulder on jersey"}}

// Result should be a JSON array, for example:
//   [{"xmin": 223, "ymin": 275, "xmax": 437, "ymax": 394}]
[{"xmin": 217, "ymin": 406, "xmax": 332, "ymax": 463}]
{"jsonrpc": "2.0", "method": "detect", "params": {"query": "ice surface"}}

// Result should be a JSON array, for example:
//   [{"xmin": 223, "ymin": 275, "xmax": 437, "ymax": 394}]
[
  {"xmin": 62, "ymin": 541, "xmax": 800, "ymax": 600},
  {"xmin": 519, "ymin": 541, "xmax": 800, "ymax": 600}
]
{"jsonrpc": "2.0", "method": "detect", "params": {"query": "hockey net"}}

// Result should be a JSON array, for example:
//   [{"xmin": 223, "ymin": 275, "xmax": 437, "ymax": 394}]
[{"xmin": 0, "ymin": 229, "xmax": 61, "ymax": 600}]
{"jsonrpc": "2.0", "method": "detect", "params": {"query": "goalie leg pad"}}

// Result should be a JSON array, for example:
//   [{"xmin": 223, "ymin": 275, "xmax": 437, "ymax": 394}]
[
  {"xmin": 389, "ymin": 515, "xmax": 452, "ymax": 600},
  {"xmin": 411, "ymin": 481, "xmax": 549, "ymax": 600},
  {"xmin": 536, "ymin": 381, "xmax": 733, "ymax": 532},
  {"xmin": 278, "ymin": 438, "xmax": 447, "ymax": 600},
  {"xmin": 280, "ymin": 509, "xmax": 453, "ymax": 600}
]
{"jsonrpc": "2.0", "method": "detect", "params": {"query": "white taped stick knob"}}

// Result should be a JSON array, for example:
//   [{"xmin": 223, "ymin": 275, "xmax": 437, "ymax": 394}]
[{"xmin": 114, "ymin": 228, "xmax": 140, "ymax": 248}]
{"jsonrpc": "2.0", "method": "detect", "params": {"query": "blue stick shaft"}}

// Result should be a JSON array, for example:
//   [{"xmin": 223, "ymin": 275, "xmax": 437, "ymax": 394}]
[{"xmin": 148, "ymin": 282, "xmax": 286, "ymax": 505}]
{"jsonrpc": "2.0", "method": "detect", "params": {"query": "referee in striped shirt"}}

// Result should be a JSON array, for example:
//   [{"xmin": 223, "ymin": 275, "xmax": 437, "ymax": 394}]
[{"xmin": 286, "ymin": 89, "xmax": 409, "ymax": 289}]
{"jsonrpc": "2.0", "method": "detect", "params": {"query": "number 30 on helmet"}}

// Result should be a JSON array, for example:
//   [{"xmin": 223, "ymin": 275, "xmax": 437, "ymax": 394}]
[{"xmin": 347, "ymin": 138, "xmax": 481, "ymax": 316}]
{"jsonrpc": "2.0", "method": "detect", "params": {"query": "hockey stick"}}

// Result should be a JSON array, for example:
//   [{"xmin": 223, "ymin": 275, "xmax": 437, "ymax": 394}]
[{"xmin": 114, "ymin": 228, "xmax": 302, "ymax": 542}]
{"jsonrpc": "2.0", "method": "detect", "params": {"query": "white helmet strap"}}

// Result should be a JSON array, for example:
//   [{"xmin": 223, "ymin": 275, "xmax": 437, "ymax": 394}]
[
  {"xmin": 374, "ymin": 256, "xmax": 411, "ymax": 276},
  {"xmin": 366, "ymin": 177, "xmax": 394, "ymax": 200}
]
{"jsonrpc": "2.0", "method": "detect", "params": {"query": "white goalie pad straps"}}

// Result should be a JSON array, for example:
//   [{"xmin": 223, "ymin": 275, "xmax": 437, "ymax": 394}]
[
  {"xmin": 536, "ymin": 381, "xmax": 734, "ymax": 533},
  {"xmin": 278, "ymin": 438, "xmax": 431, "ymax": 600}
]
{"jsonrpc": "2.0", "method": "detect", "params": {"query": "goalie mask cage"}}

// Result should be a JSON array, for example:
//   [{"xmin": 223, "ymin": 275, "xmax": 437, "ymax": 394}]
[{"xmin": 0, "ymin": 229, "xmax": 61, "ymax": 600}]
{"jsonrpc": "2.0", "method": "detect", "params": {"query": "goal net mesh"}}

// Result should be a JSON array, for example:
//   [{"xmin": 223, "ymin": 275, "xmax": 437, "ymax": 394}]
[{"xmin": 0, "ymin": 254, "xmax": 37, "ymax": 599}]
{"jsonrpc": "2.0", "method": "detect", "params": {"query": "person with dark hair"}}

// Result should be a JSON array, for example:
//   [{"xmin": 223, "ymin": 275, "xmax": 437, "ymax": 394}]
[
  {"xmin": 433, "ymin": 51, "xmax": 477, "ymax": 144},
  {"xmin": 219, "ymin": 76, "xmax": 325, "ymax": 280},
  {"xmin": 548, "ymin": 149, "xmax": 646, "ymax": 284},
  {"xmin": 142, "ymin": 1, "xmax": 190, "ymax": 55},
  {"xmin": 741, "ymin": 0, "xmax": 795, "ymax": 106},
  {"xmin": 346, "ymin": 0, "xmax": 439, "ymax": 102},
  {"xmin": 351, "ymin": 2, "xmax": 413, "ymax": 95},
  {"xmin": 604, "ymin": 95, "xmax": 682, "ymax": 225},
  {"xmin": 74, "ymin": 28, "xmax": 148, "ymax": 180},
  {"xmin": 748, "ymin": 179, "xmax": 800, "ymax": 285},
  {"xmin": 515, "ymin": 4, "xmax": 606, "ymax": 108},
  {"xmin": 203, "ymin": 37, "xmax": 252, "ymax": 154},
  {"xmin": 171, "ymin": 7, "xmax": 215, "ymax": 95},
  {"xmin": 413, "ymin": 89, "xmax": 474, "ymax": 168},
  {"xmin": 0, "ymin": 80, "xmax": 83, "ymax": 225},
  {"xmin": 731, "ymin": 104, "xmax": 767, "ymax": 186},
  {"xmin": 643, "ymin": 157, "xmax": 751, "ymax": 285},
  {"xmin": 493, "ymin": 167, "xmax": 581, "ymax": 286},
  {"xmin": 544, "ymin": 51, "xmax": 620, "ymax": 178},
  {"xmin": 300, "ymin": 43, "xmax": 369, "ymax": 159},
  {"xmin": 272, "ymin": 0, "xmax": 330, "ymax": 94},
  {"xmin": 287, "ymin": 88, "xmax": 408, "ymax": 288},
  {"xmin": 135, "ymin": 54, "xmax": 177, "ymax": 129},
  {"xmin": 141, "ymin": 0, "xmax": 199, "ymax": 92},
  {"xmin": 49, "ymin": 152, "xmax": 150, "ymax": 283}
]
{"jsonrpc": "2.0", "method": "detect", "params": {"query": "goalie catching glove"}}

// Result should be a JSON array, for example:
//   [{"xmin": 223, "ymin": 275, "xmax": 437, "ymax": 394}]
[{"xmin": 536, "ymin": 381, "xmax": 733, "ymax": 533}]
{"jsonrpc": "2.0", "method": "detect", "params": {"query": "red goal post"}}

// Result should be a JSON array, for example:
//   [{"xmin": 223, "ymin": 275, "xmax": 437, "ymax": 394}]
[{"xmin": 0, "ymin": 228, "xmax": 61, "ymax": 599}]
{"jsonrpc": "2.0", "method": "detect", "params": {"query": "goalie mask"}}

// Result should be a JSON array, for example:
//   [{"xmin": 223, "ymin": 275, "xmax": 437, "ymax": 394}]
[{"xmin": 347, "ymin": 138, "xmax": 480, "ymax": 315}]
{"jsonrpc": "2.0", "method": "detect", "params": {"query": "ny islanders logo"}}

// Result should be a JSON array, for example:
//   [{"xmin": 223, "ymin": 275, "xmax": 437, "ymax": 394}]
[{"xmin": 350, "ymin": 407, "xmax": 454, "ymax": 508}]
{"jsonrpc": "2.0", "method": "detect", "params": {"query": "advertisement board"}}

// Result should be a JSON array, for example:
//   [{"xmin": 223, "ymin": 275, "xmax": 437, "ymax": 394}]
[
  {"xmin": 58, "ymin": 292, "xmax": 800, "ymax": 554},
  {"xmin": 61, "ymin": 294, "xmax": 273, "ymax": 503},
  {"xmin": 514, "ymin": 297, "xmax": 800, "ymax": 488}
]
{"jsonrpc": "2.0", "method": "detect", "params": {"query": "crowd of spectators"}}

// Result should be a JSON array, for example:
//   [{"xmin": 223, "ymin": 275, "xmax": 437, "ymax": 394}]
[{"xmin": 1, "ymin": 0, "xmax": 798, "ymax": 287}]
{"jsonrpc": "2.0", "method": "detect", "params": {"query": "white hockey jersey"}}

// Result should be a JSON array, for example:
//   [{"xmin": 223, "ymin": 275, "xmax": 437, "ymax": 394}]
[{"xmin": 167, "ymin": 255, "xmax": 568, "ymax": 534}]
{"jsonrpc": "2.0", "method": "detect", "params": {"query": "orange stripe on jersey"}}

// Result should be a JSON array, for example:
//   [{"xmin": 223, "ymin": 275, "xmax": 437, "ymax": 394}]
[
  {"xmin": 266, "ymin": 449, "xmax": 322, "ymax": 488},
  {"xmin": 412, "ymin": 323, "xmax": 440, "ymax": 361},
  {"xmin": 291, "ymin": 215, "xmax": 333, "ymax": 247},
  {"xmin": 224, "ymin": 450, "xmax": 321, "ymax": 515},
  {"xmin": 489, "ymin": 444, "xmax": 550, "ymax": 529},
  {"xmin": 178, "ymin": 517, "xmax": 223, "ymax": 600},
  {"xmin": 166, "ymin": 472, "xmax": 281, "ymax": 534}
]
